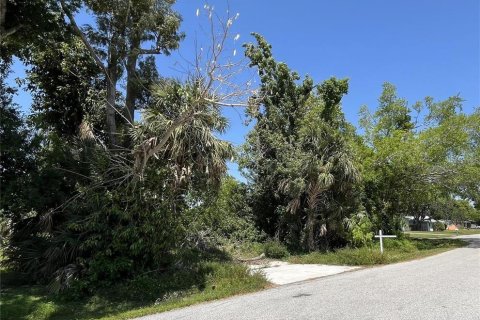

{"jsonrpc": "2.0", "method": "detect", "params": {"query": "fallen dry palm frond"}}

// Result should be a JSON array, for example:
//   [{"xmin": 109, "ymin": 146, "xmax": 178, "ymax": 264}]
[
  {"xmin": 132, "ymin": 110, "xmax": 202, "ymax": 179},
  {"xmin": 235, "ymin": 253, "xmax": 266, "ymax": 262}
]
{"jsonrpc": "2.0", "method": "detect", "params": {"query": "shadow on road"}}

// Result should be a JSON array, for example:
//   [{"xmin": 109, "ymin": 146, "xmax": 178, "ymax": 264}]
[
  {"xmin": 465, "ymin": 238, "xmax": 480, "ymax": 248},
  {"xmin": 455, "ymin": 235, "xmax": 480, "ymax": 249}
]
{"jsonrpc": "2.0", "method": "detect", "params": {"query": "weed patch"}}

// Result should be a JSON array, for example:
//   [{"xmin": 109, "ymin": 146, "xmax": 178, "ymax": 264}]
[{"xmin": 288, "ymin": 238, "xmax": 465, "ymax": 266}]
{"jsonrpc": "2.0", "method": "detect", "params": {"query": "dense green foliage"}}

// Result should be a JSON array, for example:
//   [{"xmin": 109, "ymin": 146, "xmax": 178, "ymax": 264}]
[
  {"xmin": 1, "ymin": 0, "xmax": 64, "ymax": 61},
  {"xmin": 2, "ymin": 1, "xmax": 239, "ymax": 296},
  {"xmin": 1, "ymin": 66, "xmax": 39, "ymax": 262},
  {"xmin": 183, "ymin": 176, "xmax": 263, "ymax": 249},
  {"xmin": 26, "ymin": 35, "xmax": 105, "ymax": 137},
  {"xmin": 241, "ymin": 34, "xmax": 360, "ymax": 251},
  {"xmin": 359, "ymin": 83, "xmax": 480, "ymax": 231}
]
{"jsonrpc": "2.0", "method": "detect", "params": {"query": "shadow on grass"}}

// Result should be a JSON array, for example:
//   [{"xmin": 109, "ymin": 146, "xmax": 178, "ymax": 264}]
[
  {"xmin": 1, "ymin": 286, "xmax": 50, "ymax": 320},
  {"xmin": 1, "ymin": 248, "xmax": 248, "ymax": 320}
]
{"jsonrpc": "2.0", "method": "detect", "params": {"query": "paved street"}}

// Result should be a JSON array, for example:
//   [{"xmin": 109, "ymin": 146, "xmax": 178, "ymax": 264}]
[{"xmin": 138, "ymin": 235, "xmax": 480, "ymax": 320}]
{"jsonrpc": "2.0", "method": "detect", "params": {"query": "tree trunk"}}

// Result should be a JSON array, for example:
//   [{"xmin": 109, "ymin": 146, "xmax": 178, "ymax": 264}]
[
  {"xmin": 106, "ymin": 46, "xmax": 118, "ymax": 146},
  {"xmin": 125, "ymin": 43, "xmax": 140, "ymax": 124},
  {"xmin": 125, "ymin": 56, "xmax": 137, "ymax": 123},
  {"xmin": 305, "ymin": 209, "xmax": 316, "ymax": 251},
  {"xmin": 106, "ymin": 75, "xmax": 117, "ymax": 146},
  {"xmin": 0, "ymin": 0, "xmax": 7, "ymax": 37}
]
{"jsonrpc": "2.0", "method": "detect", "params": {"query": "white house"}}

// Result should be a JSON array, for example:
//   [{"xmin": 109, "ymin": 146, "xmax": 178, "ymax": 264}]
[{"xmin": 403, "ymin": 216, "xmax": 442, "ymax": 232}]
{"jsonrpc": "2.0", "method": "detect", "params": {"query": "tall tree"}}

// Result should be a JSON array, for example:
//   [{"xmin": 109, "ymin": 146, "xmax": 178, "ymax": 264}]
[
  {"xmin": 240, "ymin": 33, "xmax": 314, "ymax": 237},
  {"xmin": 26, "ymin": 35, "xmax": 105, "ymax": 138},
  {"xmin": 59, "ymin": 0, "xmax": 183, "ymax": 146},
  {"xmin": 241, "ymin": 34, "xmax": 359, "ymax": 250},
  {"xmin": 359, "ymin": 85, "xmax": 480, "ymax": 231},
  {"xmin": 0, "ymin": 61, "xmax": 36, "ymax": 220}
]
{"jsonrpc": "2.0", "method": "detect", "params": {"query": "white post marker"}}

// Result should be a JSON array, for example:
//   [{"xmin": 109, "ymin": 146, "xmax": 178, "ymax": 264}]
[{"xmin": 374, "ymin": 230, "xmax": 397, "ymax": 254}]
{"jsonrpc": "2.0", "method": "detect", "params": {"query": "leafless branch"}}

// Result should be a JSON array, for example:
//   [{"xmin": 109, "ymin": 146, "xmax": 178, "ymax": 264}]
[
  {"xmin": 59, "ymin": 0, "xmax": 108, "ymax": 78},
  {"xmin": 130, "ymin": 5, "xmax": 257, "ymax": 179}
]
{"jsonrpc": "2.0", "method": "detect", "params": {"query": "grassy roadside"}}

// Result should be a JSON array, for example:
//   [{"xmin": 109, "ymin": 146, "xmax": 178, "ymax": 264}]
[
  {"xmin": 287, "ymin": 238, "xmax": 466, "ymax": 265},
  {"xmin": 1, "ymin": 237, "xmax": 467, "ymax": 320},
  {"xmin": 405, "ymin": 229, "xmax": 480, "ymax": 238},
  {"xmin": 1, "ymin": 261, "xmax": 268, "ymax": 320}
]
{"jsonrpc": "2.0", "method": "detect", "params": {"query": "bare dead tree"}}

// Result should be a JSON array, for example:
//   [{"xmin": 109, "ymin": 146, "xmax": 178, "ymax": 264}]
[{"xmin": 130, "ymin": 4, "xmax": 259, "ymax": 180}]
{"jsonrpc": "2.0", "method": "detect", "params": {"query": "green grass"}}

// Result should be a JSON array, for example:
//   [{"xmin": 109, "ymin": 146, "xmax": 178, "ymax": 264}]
[
  {"xmin": 1, "ymin": 261, "xmax": 268, "ymax": 320},
  {"xmin": 287, "ymin": 238, "xmax": 466, "ymax": 266},
  {"xmin": 406, "ymin": 229, "xmax": 480, "ymax": 238},
  {"xmin": 447, "ymin": 229, "xmax": 480, "ymax": 235},
  {"xmin": 404, "ymin": 232, "xmax": 452, "ymax": 239}
]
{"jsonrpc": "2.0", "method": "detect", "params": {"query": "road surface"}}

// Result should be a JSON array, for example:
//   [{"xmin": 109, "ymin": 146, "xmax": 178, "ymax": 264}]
[{"xmin": 138, "ymin": 235, "xmax": 480, "ymax": 320}]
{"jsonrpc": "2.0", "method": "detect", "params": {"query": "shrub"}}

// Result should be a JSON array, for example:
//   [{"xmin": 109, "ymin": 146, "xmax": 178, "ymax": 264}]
[
  {"xmin": 264, "ymin": 241, "xmax": 289, "ymax": 259},
  {"xmin": 229, "ymin": 242, "xmax": 265, "ymax": 259},
  {"xmin": 182, "ymin": 177, "xmax": 264, "ymax": 250},
  {"xmin": 346, "ymin": 211, "xmax": 374, "ymax": 248},
  {"xmin": 433, "ymin": 221, "xmax": 446, "ymax": 231}
]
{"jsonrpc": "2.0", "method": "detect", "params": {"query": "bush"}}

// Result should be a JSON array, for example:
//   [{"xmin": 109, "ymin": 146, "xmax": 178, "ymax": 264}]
[
  {"xmin": 433, "ymin": 221, "xmax": 446, "ymax": 231},
  {"xmin": 182, "ymin": 177, "xmax": 264, "ymax": 250},
  {"xmin": 264, "ymin": 241, "xmax": 289, "ymax": 259},
  {"xmin": 346, "ymin": 212, "xmax": 374, "ymax": 248}
]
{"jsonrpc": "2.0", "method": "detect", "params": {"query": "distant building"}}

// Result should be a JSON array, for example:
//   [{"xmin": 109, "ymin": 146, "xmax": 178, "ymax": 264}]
[
  {"xmin": 462, "ymin": 221, "xmax": 478, "ymax": 229},
  {"xmin": 403, "ymin": 216, "xmax": 445, "ymax": 232},
  {"xmin": 403, "ymin": 216, "xmax": 477, "ymax": 231}
]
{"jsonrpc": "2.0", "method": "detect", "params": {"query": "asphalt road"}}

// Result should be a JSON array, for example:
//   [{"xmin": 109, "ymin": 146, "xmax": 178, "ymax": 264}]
[{"xmin": 138, "ymin": 235, "xmax": 480, "ymax": 320}]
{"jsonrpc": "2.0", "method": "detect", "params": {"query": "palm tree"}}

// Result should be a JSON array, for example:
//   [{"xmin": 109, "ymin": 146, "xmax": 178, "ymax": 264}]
[
  {"xmin": 278, "ymin": 104, "xmax": 359, "ymax": 251},
  {"xmin": 131, "ymin": 78, "xmax": 234, "ymax": 190}
]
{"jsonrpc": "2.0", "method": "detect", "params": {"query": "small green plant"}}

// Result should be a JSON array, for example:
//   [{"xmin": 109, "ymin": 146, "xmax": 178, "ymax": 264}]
[
  {"xmin": 346, "ymin": 211, "xmax": 374, "ymax": 247},
  {"xmin": 433, "ymin": 221, "xmax": 446, "ymax": 231},
  {"xmin": 264, "ymin": 241, "xmax": 289, "ymax": 259}
]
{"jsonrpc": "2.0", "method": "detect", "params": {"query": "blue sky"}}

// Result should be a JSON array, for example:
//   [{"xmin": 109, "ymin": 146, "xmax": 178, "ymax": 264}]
[{"xmin": 8, "ymin": 0, "xmax": 480, "ymax": 180}]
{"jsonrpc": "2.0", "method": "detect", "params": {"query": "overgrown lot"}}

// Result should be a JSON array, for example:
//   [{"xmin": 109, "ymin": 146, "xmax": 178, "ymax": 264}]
[
  {"xmin": 1, "ymin": 254, "xmax": 268, "ymax": 320},
  {"xmin": 2, "ymin": 2, "xmax": 479, "ymax": 320}
]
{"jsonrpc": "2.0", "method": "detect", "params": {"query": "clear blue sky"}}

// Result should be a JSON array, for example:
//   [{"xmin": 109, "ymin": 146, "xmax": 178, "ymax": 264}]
[{"xmin": 8, "ymin": 0, "xmax": 480, "ymax": 180}]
